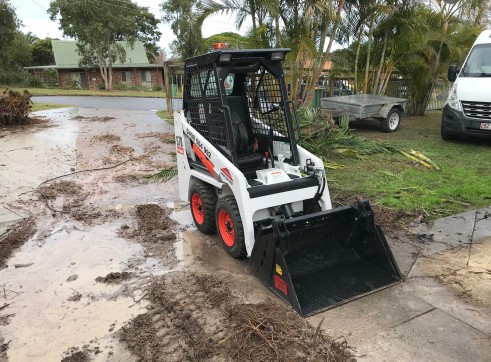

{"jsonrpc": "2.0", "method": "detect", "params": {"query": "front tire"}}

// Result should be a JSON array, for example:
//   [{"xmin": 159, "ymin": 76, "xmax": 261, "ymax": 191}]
[
  {"xmin": 215, "ymin": 196, "xmax": 247, "ymax": 259},
  {"xmin": 381, "ymin": 108, "xmax": 402, "ymax": 133},
  {"xmin": 189, "ymin": 180, "xmax": 217, "ymax": 234}
]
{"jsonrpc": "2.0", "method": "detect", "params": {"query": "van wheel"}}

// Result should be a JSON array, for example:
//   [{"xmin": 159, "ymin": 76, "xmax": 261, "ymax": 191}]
[
  {"xmin": 189, "ymin": 181, "xmax": 217, "ymax": 234},
  {"xmin": 441, "ymin": 124, "xmax": 459, "ymax": 141},
  {"xmin": 382, "ymin": 108, "xmax": 402, "ymax": 133},
  {"xmin": 215, "ymin": 196, "xmax": 247, "ymax": 259}
]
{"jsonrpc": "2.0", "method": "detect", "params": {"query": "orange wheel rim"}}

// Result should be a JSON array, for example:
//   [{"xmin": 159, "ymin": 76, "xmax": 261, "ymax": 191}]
[
  {"xmin": 218, "ymin": 209, "xmax": 235, "ymax": 247},
  {"xmin": 191, "ymin": 193, "xmax": 204, "ymax": 225}
]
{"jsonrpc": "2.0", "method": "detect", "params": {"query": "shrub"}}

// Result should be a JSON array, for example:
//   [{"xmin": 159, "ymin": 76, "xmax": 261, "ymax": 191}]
[
  {"xmin": 115, "ymin": 82, "xmax": 127, "ymax": 90},
  {"xmin": 43, "ymin": 69, "xmax": 58, "ymax": 87}
]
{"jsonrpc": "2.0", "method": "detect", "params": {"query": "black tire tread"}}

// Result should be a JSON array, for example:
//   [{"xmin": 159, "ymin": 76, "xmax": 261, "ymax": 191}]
[
  {"xmin": 215, "ymin": 195, "xmax": 247, "ymax": 259},
  {"xmin": 189, "ymin": 180, "xmax": 217, "ymax": 234},
  {"xmin": 382, "ymin": 108, "xmax": 402, "ymax": 133}
]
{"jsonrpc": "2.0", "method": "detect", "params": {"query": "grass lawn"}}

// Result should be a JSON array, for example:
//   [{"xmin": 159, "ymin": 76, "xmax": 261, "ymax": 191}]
[
  {"xmin": 156, "ymin": 110, "xmax": 174, "ymax": 125},
  {"xmin": 326, "ymin": 112, "xmax": 491, "ymax": 218},
  {"xmin": 10, "ymin": 87, "xmax": 178, "ymax": 98},
  {"xmin": 31, "ymin": 102, "xmax": 72, "ymax": 112}
]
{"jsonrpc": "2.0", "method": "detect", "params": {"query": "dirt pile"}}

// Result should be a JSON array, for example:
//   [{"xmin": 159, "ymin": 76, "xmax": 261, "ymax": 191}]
[
  {"xmin": 38, "ymin": 180, "xmax": 89, "ymax": 213},
  {"xmin": 91, "ymin": 133, "xmax": 121, "ymax": 143},
  {"xmin": 137, "ymin": 132, "xmax": 175, "ymax": 144},
  {"xmin": 124, "ymin": 204, "xmax": 175, "ymax": 242},
  {"xmin": 418, "ymin": 236, "xmax": 491, "ymax": 307},
  {"xmin": 0, "ymin": 217, "xmax": 36, "ymax": 268},
  {"xmin": 95, "ymin": 272, "xmax": 134, "ymax": 284},
  {"xmin": 71, "ymin": 116, "xmax": 115, "ymax": 122},
  {"xmin": 60, "ymin": 350, "xmax": 90, "ymax": 362},
  {"xmin": 120, "ymin": 272, "xmax": 349, "ymax": 362},
  {"xmin": 120, "ymin": 204, "xmax": 178, "ymax": 268}
]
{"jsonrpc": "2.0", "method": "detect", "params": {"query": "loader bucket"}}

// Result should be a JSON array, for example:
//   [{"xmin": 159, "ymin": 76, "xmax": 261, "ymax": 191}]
[{"xmin": 250, "ymin": 200, "xmax": 401, "ymax": 317}]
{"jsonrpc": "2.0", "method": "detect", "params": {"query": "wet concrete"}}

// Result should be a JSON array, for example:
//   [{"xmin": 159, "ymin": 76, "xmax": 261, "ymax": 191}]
[
  {"xmin": 1, "ymin": 220, "xmax": 149, "ymax": 361},
  {"xmin": 0, "ymin": 108, "xmax": 79, "ymax": 227},
  {"xmin": 0, "ymin": 107, "xmax": 179, "ymax": 361},
  {"xmin": 311, "ymin": 209, "xmax": 491, "ymax": 361}
]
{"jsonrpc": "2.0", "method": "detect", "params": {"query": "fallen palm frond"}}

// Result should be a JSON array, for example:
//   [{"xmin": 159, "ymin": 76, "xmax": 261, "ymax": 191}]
[
  {"xmin": 400, "ymin": 150, "xmax": 433, "ymax": 169},
  {"xmin": 322, "ymin": 158, "xmax": 345, "ymax": 170},
  {"xmin": 0, "ymin": 88, "xmax": 32, "ymax": 126},
  {"xmin": 410, "ymin": 149, "xmax": 440, "ymax": 171},
  {"xmin": 145, "ymin": 167, "xmax": 177, "ymax": 182},
  {"xmin": 381, "ymin": 170, "xmax": 405, "ymax": 181},
  {"xmin": 297, "ymin": 107, "xmax": 393, "ymax": 158}
]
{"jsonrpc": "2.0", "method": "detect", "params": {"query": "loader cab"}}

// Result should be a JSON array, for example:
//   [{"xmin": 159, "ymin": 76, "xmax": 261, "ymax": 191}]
[{"xmin": 183, "ymin": 49, "xmax": 299, "ymax": 173}]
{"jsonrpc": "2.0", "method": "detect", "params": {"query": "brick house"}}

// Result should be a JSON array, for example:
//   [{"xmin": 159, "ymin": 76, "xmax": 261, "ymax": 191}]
[{"xmin": 25, "ymin": 40, "xmax": 163, "ymax": 90}]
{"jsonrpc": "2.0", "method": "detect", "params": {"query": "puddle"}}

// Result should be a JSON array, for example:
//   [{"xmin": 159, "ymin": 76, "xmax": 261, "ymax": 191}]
[
  {"xmin": 0, "ymin": 219, "xmax": 155, "ymax": 361},
  {"xmin": 0, "ymin": 110, "xmax": 79, "ymax": 225},
  {"xmin": 418, "ymin": 236, "xmax": 491, "ymax": 307}
]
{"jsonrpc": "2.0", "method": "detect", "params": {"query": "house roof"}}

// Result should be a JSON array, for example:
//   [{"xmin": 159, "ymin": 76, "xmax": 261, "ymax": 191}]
[{"xmin": 39, "ymin": 40, "xmax": 161, "ymax": 69}]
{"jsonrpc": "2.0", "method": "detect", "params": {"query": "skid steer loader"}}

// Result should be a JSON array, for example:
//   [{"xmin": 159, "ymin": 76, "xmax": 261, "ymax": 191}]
[{"xmin": 174, "ymin": 47, "xmax": 401, "ymax": 316}]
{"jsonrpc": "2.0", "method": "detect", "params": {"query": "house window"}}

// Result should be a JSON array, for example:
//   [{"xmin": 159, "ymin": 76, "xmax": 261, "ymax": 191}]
[
  {"xmin": 141, "ymin": 70, "xmax": 151, "ymax": 88},
  {"xmin": 121, "ymin": 71, "xmax": 132, "ymax": 83}
]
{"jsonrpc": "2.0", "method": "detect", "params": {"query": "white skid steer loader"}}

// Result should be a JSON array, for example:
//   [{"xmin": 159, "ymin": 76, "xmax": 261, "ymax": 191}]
[{"xmin": 174, "ymin": 48, "xmax": 401, "ymax": 316}]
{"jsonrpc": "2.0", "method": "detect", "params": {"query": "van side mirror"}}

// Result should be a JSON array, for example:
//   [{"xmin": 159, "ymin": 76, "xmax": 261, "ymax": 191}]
[{"xmin": 447, "ymin": 64, "xmax": 460, "ymax": 82}]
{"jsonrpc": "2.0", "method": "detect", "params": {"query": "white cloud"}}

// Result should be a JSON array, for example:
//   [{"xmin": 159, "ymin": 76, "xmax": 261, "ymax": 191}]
[{"xmin": 11, "ymin": 0, "xmax": 246, "ymax": 52}]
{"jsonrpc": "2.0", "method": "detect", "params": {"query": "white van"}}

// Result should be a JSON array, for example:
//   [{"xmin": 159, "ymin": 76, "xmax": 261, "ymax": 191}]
[{"xmin": 442, "ymin": 30, "xmax": 491, "ymax": 140}]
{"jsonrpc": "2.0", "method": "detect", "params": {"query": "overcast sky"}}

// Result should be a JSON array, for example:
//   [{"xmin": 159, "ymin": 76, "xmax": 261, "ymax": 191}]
[{"xmin": 10, "ymin": 0, "xmax": 241, "ymax": 51}]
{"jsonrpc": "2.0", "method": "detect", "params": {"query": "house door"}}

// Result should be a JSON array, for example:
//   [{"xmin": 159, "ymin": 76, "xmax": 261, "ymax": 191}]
[{"xmin": 79, "ymin": 73, "xmax": 88, "ymax": 89}]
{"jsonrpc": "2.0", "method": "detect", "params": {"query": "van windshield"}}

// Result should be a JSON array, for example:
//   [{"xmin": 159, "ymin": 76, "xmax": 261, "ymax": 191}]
[{"xmin": 462, "ymin": 44, "xmax": 491, "ymax": 77}]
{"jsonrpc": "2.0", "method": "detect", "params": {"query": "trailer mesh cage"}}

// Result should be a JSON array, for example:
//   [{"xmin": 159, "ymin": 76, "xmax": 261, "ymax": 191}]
[{"xmin": 183, "ymin": 50, "xmax": 298, "ymax": 166}]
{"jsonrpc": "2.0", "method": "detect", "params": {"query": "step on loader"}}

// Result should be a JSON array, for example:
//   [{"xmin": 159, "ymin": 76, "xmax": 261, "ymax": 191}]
[{"xmin": 174, "ymin": 47, "xmax": 401, "ymax": 316}]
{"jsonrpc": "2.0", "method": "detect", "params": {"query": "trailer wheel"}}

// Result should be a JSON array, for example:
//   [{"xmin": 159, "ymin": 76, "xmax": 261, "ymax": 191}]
[
  {"xmin": 381, "ymin": 108, "xmax": 402, "ymax": 133},
  {"xmin": 215, "ymin": 196, "xmax": 247, "ymax": 259},
  {"xmin": 189, "ymin": 181, "xmax": 217, "ymax": 234}
]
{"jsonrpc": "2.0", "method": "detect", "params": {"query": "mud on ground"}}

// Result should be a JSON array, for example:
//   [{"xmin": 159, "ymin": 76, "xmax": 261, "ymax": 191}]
[
  {"xmin": 120, "ymin": 272, "xmax": 349, "ymax": 362},
  {"xmin": 120, "ymin": 204, "xmax": 178, "ymax": 269},
  {"xmin": 0, "ymin": 217, "xmax": 36, "ymax": 268}
]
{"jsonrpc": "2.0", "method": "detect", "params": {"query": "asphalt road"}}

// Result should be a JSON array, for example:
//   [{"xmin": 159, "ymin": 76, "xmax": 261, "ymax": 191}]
[{"xmin": 32, "ymin": 96, "xmax": 183, "ymax": 111}]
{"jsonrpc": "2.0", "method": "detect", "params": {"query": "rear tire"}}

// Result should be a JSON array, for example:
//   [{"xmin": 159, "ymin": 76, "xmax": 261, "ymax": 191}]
[
  {"xmin": 189, "ymin": 180, "xmax": 217, "ymax": 234},
  {"xmin": 441, "ymin": 124, "xmax": 459, "ymax": 141},
  {"xmin": 215, "ymin": 196, "xmax": 247, "ymax": 259},
  {"xmin": 381, "ymin": 108, "xmax": 402, "ymax": 133}
]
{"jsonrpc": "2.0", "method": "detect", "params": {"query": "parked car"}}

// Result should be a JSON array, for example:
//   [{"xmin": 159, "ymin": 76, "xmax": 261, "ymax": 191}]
[{"xmin": 442, "ymin": 30, "xmax": 491, "ymax": 140}]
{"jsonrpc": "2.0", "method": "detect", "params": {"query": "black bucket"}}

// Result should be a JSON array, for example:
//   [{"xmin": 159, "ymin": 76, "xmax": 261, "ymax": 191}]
[{"xmin": 250, "ymin": 200, "xmax": 402, "ymax": 317}]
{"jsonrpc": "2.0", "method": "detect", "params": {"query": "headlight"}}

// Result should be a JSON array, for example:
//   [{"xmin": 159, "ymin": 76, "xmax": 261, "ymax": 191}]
[{"xmin": 445, "ymin": 83, "xmax": 462, "ymax": 111}]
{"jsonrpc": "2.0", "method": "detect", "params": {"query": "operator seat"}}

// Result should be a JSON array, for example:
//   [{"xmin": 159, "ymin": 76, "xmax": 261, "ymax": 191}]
[{"xmin": 230, "ymin": 111, "xmax": 263, "ymax": 169}]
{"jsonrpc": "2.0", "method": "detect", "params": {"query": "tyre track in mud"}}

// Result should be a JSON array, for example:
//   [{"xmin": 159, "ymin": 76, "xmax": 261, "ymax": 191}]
[{"xmin": 120, "ymin": 272, "xmax": 350, "ymax": 362}]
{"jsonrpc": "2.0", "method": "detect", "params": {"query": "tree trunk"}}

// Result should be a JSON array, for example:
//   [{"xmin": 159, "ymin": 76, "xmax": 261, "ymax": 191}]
[
  {"xmin": 415, "ymin": 18, "xmax": 448, "ymax": 116},
  {"xmin": 302, "ymin": 0, "xmax": 345, "ymax": 106},
  {"xmin": 107, "ymin": 43, "xmax": 114, "ymax": 91},
  {"xmin": 363, "ymin": 17, "xmax": 375, "ymax": 94},
  {"xmin": 97, "ymin": 51, "xmax": 108, "ymax": 90},
  {"xmin": 164, "ymin": 61, "xmax": 173, "ymax": 114},
  {"xmin": 249, "ymin": 0, "xmax": 257, "ymax": 31},
  {"xmin": 374, "ymin": 32, "xmax": 388, "ymax": 95},
  {"xmin": 275, "ymin": 15, "xmax": 280, "ymax": 47},
  {"xmin": 354, "ymin": 26, "xmax": 363, "ymax": 93}
]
